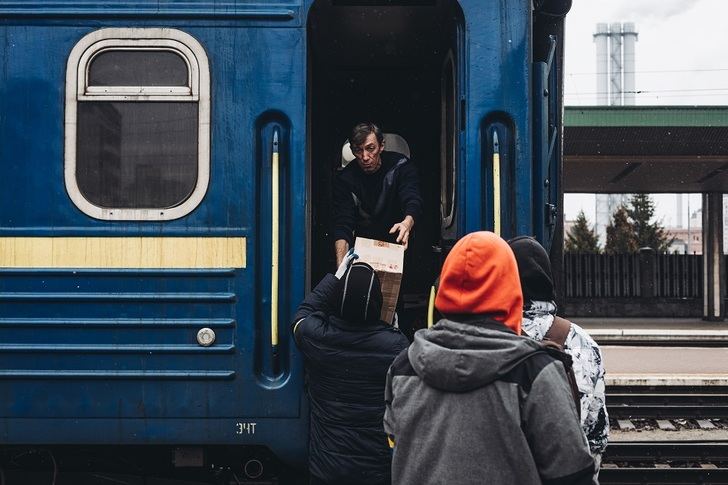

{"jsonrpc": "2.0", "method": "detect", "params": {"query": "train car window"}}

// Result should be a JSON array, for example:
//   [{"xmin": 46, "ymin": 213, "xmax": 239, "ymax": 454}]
[
  {"xmin": 65, "ymin": 29, "xmax": 210, "ymax": 221},
  {"xmin": 76, "ymin": 102, "xmax": 198, "ymax": 208},
  {"xmin": 88, "ymin": 50, "xmax": 189, "ymax": 87}
]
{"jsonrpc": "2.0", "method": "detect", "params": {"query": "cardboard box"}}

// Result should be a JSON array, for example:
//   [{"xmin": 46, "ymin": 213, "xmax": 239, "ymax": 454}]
[{"xmin": 354, "ymin": 237, "xmax": 404, "ymax": 324}]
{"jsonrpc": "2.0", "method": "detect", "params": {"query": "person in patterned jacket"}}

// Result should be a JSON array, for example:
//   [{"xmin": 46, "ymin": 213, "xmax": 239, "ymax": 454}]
[{"xmin": 509, "ymin": 236, "xmax": 609, "ymax": 480}]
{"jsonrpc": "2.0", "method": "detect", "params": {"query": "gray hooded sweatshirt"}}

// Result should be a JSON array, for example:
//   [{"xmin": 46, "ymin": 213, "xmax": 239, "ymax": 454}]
[{"xmin": 383, "ymin": 318, "xmax": 594, "ymax": 485}]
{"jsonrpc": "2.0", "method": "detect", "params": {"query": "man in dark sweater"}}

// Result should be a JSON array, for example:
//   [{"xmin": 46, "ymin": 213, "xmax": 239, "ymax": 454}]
[
  {"xmin": 333, "ymin": 122, "xmax": 423, "ymax": 265},
  {"xmin": 292, "ymin": 253, "xmax": 409, "ymax": 484}
]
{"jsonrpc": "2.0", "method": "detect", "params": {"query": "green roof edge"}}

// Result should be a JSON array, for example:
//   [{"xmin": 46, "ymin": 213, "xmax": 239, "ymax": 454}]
[{"xmin": 564, "ymin": 106, "xmax": 728, "ymax": 127}]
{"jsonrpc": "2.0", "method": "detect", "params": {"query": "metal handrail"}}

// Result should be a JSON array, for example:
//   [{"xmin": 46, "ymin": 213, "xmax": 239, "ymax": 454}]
[
  {"xmin": 427, "ymin": 285, "xmax": 436, "ymax": 328},
  {"xmin": 271, "ymin": 129, "xmax": 280, "ymax": 372},
  {"xmin": 492, "ymin": 130, "xmax": 501, "ymax": 236}
]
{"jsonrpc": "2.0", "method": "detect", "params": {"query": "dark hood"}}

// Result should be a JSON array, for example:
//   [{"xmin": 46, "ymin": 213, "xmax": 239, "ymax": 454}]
[
  {"xmin": 336, "ymin": 262, "xmax": 383, "ymax": 324},
  {"xmin": 408, "ymin": 318, "xmax": 543, "ymax": 392},
  {"xmin": 508, "ymin": 236, "xmax": 555, "ymax": 302}
]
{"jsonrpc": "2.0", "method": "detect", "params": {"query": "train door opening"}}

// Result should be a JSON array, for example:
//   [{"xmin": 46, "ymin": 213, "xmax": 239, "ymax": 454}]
[{"xmin": 307, "ymin": 0, "xmax": 464, "ymax": 335}]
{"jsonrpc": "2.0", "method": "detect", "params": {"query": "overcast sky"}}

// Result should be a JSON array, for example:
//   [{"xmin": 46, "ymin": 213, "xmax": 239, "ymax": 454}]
[
  {"xmin": 562, "ymin": 0, "xmax": 728, "ymax": 226},
  {"xmin": 564, "ymin": 0, "xmax": 728, "ymax": 106}
]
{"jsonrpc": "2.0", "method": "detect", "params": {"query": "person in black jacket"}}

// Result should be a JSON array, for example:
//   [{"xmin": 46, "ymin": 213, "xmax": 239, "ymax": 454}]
[
  {"xmin": 292, "ymin": 251, "xmax": 410, "ymax": 485},
  {"xmin": 333, "ymin": 122, "xmax": 423, "ymax": 265}
]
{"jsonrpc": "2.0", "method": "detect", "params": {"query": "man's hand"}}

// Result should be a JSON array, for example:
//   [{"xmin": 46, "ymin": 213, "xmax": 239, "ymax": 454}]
[
  {"xmin": 335, "ymin": 239, "xmax": 350, "ymax": 266},
  {"xmin": 389, "ymin": 215, "xmax": 414, "ymax": 249},
  {"xmin": 335, "ymin": 248, "xmax": 359, "ymax": 279}
]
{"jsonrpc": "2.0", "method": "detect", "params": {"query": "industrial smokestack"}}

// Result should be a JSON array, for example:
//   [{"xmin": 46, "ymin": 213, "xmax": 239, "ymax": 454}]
[
  {"xmin": 609, "ymin": 22, "xmax": 623, "ymax": 106},
  {"xmin": 677, "ymin": 194, "xmax": 684, "ymax": 228},
  {"xmin": 594, "ymin": 23, "xmax": 610, "ymax": 105},
  {"xmin": 594, "ymin": 22, "xmax": 638, "ymax": 247},
  {"xmin": 622, "ymin": 22, "xmax": 638, "ymax": 105},
  {"xmin": 594, "ymin": 23, "xmax": 615, "ymax": 245}
]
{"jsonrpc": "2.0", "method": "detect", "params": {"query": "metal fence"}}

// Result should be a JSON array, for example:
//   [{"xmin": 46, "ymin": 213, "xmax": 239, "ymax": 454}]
[
  {"xmin": 564, "ymin": 253, "xmax": 640, "ymax": 298},
  {"xmin": 564, "ymin": 253, "xmax": 703, "ymax": 299},
  {"xmin": 654, "ymin": 254, "xmax": 702, "ymax": 298}
]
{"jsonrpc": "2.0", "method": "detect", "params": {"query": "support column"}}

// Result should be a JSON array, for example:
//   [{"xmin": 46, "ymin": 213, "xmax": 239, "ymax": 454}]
[{"xmin": 703, "ymin": 192, "xmax": 725, "ymax": 321}]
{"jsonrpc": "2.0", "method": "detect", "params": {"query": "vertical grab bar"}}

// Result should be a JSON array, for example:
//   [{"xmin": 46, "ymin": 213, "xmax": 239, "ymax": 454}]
[
  {"xmin": 492, "ymin": 130, "xmax": 501, "ymax": 236},
  {"xmin": 427, "ymin": 285, "xmax": 436, "ymax": 328},
  {"xmin": 271, "ymin": 129, "xmax": 280, "ymax": 374}
]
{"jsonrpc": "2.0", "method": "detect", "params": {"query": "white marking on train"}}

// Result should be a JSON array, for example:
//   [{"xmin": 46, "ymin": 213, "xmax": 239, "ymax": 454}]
[{"xmin": 236, "ymin": 422, "xmax": 257, "ymax": 435}]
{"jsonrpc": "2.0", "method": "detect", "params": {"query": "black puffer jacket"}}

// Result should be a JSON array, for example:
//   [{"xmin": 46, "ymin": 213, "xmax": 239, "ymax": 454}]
[{"xmin": 292, "ymin": 274, "xmax": 409, "ymax": 484}]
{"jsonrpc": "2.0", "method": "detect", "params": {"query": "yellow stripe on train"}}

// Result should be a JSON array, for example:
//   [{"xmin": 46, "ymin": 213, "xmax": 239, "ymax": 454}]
[{"xmin": 0, "ymin": 237, "xmax": 246, "ymax": 269}]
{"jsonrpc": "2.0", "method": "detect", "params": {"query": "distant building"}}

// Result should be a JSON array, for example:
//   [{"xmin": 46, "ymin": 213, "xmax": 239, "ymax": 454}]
[
  {"xmin": 667, "ymin": 227, "xmax": 702, "ymax": 254},
  {"xmin": 666, "ymin": 209, "xmax": 702, "ymax": 254}
]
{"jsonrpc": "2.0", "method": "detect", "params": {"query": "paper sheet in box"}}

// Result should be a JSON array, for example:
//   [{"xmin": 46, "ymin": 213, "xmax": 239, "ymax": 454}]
[{"xmin": 354, "ymin": 237, "xmax": 404, "ymax": 324}]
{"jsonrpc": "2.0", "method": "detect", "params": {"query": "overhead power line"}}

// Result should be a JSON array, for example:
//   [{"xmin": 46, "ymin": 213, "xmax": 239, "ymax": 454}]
[
  {"xmin": 564, "ymin": 87, "xmax": 728, "ymax": 96},
  {"xmin": 567, "ymin": 67, "xmax": 728, "ymax": 76},
  {"xmin": 565, "ymin": 92, "xmax": 728, "ymax": 100}
]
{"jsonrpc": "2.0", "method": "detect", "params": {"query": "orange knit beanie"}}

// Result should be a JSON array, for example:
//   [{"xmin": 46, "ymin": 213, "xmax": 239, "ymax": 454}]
[{"xmin": 435, "ymin": 231, "xmax": 523, "ymax": 334}]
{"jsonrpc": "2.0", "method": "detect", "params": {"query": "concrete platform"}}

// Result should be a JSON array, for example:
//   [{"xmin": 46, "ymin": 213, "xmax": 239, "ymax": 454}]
[
  {"xmin": 577, "ymin": 318, "xmax": 728, "ymax": 330},
  {"xmin": 576, "ymin": 318, "xmax": 728, "ymax": 345},
  {"xmin": 610, "ymin": 428, "xmax": 728, "ymax": 441},
  {"xmin": 606, "ymin": 374, "xmax": 728, "ymax": 386},
  {"xmin": 603, "ymin": 346, "xmax": 728, "ymax": 385}
]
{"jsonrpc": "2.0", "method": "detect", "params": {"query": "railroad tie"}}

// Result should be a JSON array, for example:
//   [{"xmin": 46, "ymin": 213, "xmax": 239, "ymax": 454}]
[
  {"xmin": 697, "ymin": 419, "xmax": 716, "ymax": 429},
  {"xmin": 656, "ymin": 420, "xmax": 676, "ymax": 431},
  {"xmin": 617, "ymin": 419, "xmax": 636, "ymax": 430}
]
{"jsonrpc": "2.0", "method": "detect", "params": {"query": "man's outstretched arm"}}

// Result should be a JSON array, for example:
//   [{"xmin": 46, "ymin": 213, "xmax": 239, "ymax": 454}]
[
  {"xmin": 291, "ymin": 274, "xmax": 340, "ymax": 335},
  {"xmin": 292, "ymin": 249, "xmax": 357, "ymax": 333},
  {"xmin": 391, "ymin": 160, "xmax": 422, "ymax": 249},
  {"xmin": 335, "ymin": 239, "xmax": 350, "ymax": 266},
  {"xmin": 389, "ymin": 215, "xmax": 414, "ymax": 249},
  {"xmin": 332, "ymin": 173, "xmax": 356, "ymax": 265}
]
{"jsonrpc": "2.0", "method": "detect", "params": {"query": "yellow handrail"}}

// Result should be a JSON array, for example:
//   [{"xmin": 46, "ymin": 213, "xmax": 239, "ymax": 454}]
[
  {"xmin": 271, "ymin": 129, "xmax": 280, "ymax": 369},
  {"xmin": 427, "ymin": 285, "xmax": 436, "ymax": 328},
  {"xmin": 493, "ymin": 130, "xmax": 501, "ymax": 236}
]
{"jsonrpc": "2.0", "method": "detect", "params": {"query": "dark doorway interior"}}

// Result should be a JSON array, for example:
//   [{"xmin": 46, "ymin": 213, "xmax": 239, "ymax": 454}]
[{"xmin": 308, "ymin": 0, "xmax": 463, "ymax": 334}]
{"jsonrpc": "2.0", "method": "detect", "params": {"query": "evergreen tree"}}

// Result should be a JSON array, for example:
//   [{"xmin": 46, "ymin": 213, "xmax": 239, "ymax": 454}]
[
  {"xmin": 627, "ymin": 194, "xmax": 675, "ymax": 253},
  {"xmin": 605, "ymin": 205, "xmax": 639, "ymax": 254},
  {"xmin": 565, "ymin": 210, "xmax": 600, "ymax": 253}
]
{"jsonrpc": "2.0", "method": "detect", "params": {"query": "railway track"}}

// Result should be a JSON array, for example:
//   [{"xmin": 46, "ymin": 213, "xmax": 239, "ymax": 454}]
[
  {"xmin": 607, "ymin": 385, "xmax": 728, "ymax": 420},
  {"xmin": 603, "ymin": 384, "xmax": 728, "ymax": 483},
  {"xmin": 601, "ymin": 442, "xmax": 728, "ymax": 484}
]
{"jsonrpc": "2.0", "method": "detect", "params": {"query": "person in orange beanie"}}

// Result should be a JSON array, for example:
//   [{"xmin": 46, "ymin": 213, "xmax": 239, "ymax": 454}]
[{"xmin": 383, "ymin": 231, "xmax": 594, "ymax": 485}]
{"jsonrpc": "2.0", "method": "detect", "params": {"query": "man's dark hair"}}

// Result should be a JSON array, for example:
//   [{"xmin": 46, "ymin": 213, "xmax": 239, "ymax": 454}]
[{"xmin": 350, "ymin": 122, "xmax": 384, "ymax": 147}]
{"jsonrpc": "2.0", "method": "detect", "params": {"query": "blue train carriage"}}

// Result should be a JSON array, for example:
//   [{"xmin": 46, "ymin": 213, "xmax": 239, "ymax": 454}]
[{"xmin": 0, "ymin": 0, "xmax": 570, "ymax": 480}]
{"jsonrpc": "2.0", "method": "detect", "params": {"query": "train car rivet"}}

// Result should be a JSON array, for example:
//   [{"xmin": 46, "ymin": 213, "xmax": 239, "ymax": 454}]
[{"xmin": 197, "ymin": 328, "xmax": 216, "ymax": 347}]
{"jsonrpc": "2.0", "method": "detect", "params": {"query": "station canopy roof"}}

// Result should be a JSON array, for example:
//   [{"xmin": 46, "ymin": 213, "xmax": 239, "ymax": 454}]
[{"xmin": 564, "ymin": 106, "xmax": 728, "ymax": 193}]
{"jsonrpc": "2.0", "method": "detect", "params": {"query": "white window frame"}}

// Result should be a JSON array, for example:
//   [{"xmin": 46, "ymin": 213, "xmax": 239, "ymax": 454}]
[{"xmin": 65, "ymin": 28, "xmax": 210, "ymax": 221}]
